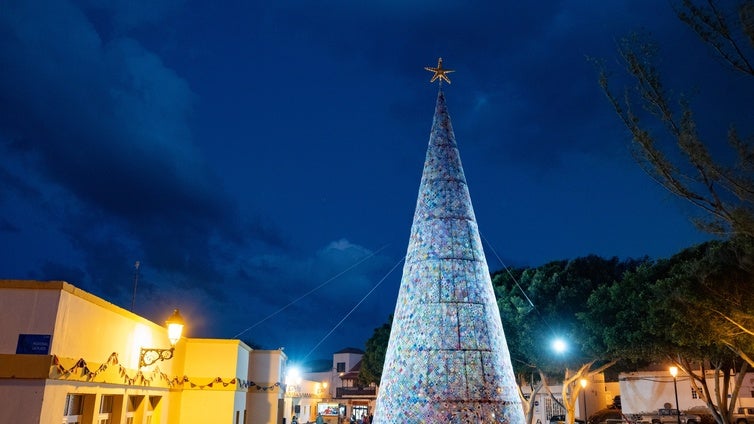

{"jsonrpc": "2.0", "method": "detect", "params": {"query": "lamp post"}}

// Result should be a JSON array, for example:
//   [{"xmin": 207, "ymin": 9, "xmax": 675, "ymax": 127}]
[
  {"xmin": 139, "ymin": 309, "xmax": 185, "ymax": 367},
  {"xmin": 580, "ymin": 378, "xmax": 588, "ymax": 421},
  {"xmin": 669, "ymin": 366, "xmax": 681, "ymax": 424}
]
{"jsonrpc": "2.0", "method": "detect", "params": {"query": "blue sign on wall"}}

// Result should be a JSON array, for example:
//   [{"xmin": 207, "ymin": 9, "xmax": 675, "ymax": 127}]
[{"xmin": 16, "ymin": 334, "xmax": 51, "ymax": 355}]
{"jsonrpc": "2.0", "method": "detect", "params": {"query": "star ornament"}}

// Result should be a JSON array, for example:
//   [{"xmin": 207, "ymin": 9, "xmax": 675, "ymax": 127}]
[{"xmin": 424, "ymin": 57, "xmax": 454, "ymax": 85}]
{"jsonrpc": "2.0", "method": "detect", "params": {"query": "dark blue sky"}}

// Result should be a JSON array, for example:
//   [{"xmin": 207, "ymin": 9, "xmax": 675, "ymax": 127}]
[{"xmin": 0, "ymin": 0, "xmax": 742, "ymax": 361}]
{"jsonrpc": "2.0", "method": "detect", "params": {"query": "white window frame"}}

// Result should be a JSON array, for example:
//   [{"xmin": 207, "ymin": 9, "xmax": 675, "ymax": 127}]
[
  {"xmin": 62, "ymin": 394, "xmax": 84, "ymax": 424},
  {"xmin": 97, "ymin": 394, "xmax": 114, "ymax": 424}
]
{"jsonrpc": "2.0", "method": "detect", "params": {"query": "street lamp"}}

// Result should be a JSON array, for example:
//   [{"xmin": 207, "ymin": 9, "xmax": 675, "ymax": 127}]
[
  {"xmin": 580, "ymin": 378, "xmax": 588, "ymax": 421},
  {"xmin": 669, "ymin": 366, "xmax": 681, "ymax": 424},
  {"xmin": 552, "ymin": 338, "xmax": 568, "ymax": 354},
  {"xmin": 139, "ymin": 309, "xmax": 184, "ymax": 367}
]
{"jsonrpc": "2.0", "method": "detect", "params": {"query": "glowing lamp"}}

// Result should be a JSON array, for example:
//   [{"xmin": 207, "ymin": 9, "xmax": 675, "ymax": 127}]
[
  {"xmin": 166, "ymin": 309, "xmax": 185, "ymax": 346},
  {"xmin": 552, "ymin": 338, "xmax": 567, "ymax": 354},
  {"xmin": 139, "ymin": 308, "xmax": 185, "ymax": 368},
  {"xmin": 669, "ymin": 366, "xmax": 681, "ymax": 424},
  {"xmin": 669, "ymin": 366, "xmax": 678, "ymax": 377}
]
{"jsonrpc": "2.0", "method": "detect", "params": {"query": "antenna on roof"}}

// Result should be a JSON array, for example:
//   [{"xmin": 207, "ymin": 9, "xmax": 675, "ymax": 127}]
[{"xmin": 130, "ymin": 261, "xmax": 140, "ymax": 311}]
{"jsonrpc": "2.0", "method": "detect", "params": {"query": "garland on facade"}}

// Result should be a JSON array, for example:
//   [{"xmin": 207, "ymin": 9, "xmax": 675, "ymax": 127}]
[
  {"xmin": 50, "ymin": 352, "xmax": 282, "ymax": 391},
  {"xmin": 247, "ymin": 381, "xmax": 282, "ymax": 391},
  {"xmin": 52, "ymin": 353, "xmax": 167, "ymax": 386}
]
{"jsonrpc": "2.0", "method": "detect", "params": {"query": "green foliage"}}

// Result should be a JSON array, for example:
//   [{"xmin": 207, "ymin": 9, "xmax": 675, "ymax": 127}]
[
  {"xmin": 492, "ymin": 255, "xmax": 644, "ymax": 380},
  {"xmin": 584, "ymin": 239, "xmax": 754, "ymax": 424},
  {"xmin": 585, "ymin": 239, "xmax": 754, "ymax": 363},
  {"xmin": 358, "ymin": 315, "xmax": 392, "ymax": 386}
]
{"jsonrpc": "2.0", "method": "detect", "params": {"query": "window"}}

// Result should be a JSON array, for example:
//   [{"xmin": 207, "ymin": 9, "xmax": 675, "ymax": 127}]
[
  {"xmin": 336, "ymin": 362, "xmax": 346, "ymax": 373},
  {"xmin": 691, "ymin": 388, "xmax": 698, "ymax": 399},
  {"xmin": 98, "ymin": 395, "xmax": 114, "ymax": 424},
  {"xmin": 126, "ymin": 396, "xmax": 142, "ymax": 424},
  {"xmin": 146, "ymin": 397, "xmax": 153, "ymax": 424},
  {"xmin": 146, "ymin": 396, "xmax": 161, "ymax": 424},
  {"xmin": 63, "ymin": 394, "xmax": 84, "ymax": 424},
  {"xmin": 352, "ymin": 405, "xmax": 368, "ymax": 421}
]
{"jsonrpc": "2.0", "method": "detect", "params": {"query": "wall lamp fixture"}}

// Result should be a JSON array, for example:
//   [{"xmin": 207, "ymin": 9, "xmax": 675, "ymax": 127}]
[{"xmin": 139, "ymin": 309, "xmax": 184, "ymax": 367}]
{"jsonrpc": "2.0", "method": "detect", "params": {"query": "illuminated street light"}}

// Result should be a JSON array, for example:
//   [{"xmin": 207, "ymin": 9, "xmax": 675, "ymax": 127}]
[
  {"xmin": 669, "ymin": 366, "xmax": 681, "ymax": 424},
  {"xmin": 285, "ymin": 366, "xmax": 302, "ymax": 386},
  {"xmin": 552, "ymin": 338, "xmax": 567, "ymax": 354},
  {"xmin": 139, "ymin": 309, "xmax": 184, "ymax": 367},
  {"xmin": 166, "ymin": 310, "xmax": 184, "ymax": 345}
]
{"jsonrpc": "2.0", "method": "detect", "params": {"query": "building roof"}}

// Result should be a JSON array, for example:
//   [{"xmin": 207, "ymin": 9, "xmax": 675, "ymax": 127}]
[
  {"xmin": 334, "ymin": 347, "xmax": 364, "ymax": 354},
  {"xmin": 301, "ymin": 359, "xmax": 332, "ymax": 373},
  {"xmin": 341, "ymin": 359, "xmax": 363, "ymax": 380}
]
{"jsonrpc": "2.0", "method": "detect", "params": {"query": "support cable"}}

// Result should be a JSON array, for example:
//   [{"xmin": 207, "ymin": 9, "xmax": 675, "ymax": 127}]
[
  {"xmin": 480, "ymin": 232, "xmax": 557, "ymax": 335},
  {"xmin": 300, "ymin": 254, "xmax": 405, "ymax": 363},
  {"xmin": 232, "ymin": 244, "xmax": 390, "ymax": 339}
]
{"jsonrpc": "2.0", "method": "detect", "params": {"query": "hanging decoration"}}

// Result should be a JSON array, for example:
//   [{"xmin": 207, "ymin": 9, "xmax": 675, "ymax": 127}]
[{"xmin": 49, "ymin": 352, "xmax": 282, "ymax": 392}]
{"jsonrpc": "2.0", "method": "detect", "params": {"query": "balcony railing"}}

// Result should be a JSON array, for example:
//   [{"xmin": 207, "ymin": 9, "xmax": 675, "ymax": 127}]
[{"xmin": 335, "ymin": 387, "xmax": 376, "ymax": 398}]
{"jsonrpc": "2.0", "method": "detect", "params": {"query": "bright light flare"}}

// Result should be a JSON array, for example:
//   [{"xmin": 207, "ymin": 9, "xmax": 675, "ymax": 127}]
[
  {"xmin": 166, "ymin": 309, "xmax": 185, "ymax": 346},
  {"xmin": 552, "ymin": 338, "xmax": 567, "ymax": 354},
  {"xmin": 285, "ymin": 366, "xmax": 302, "ymax": 385}
]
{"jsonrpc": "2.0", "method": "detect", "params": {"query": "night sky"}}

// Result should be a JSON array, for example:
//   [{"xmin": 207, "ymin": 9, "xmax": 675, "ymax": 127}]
[{"xmin": 1, "ymin": 1, "xmax": 744, "ymax": 362}]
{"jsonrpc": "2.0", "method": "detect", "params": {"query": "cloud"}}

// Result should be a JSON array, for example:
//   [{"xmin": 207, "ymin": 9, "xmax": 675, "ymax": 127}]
[
  {"xmin": 0, "ymin": 0, "xmax": 283, "ymax": 306},
  {"xmin": 80, "ymin": 0, "xmax": 184, "ymax": 34}
]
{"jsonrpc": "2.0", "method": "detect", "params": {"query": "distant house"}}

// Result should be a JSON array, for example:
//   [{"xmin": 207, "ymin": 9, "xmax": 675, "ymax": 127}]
[
  {"xmin": 521, "ymin": 373, "xmax": 618, "ymax": 423},
  {"xmin": 300, "ymin": 347, "xmax": 377, "ymax": 423},
  {"xmin": 619, "ymin": 369, "xmax": 754, "ymax": 414}
]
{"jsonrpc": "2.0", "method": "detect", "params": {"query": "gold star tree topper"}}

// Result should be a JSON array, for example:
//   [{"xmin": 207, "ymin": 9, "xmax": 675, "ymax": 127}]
[{"xmin": 425, "ymin": 57, "xmax": 454, "ymax": 85}]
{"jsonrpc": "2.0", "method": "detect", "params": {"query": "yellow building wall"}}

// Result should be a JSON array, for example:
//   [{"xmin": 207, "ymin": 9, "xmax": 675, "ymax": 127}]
[
  {"xmin": 249, "ymin": 349, "xmax": 284, "ymax": 388},
  {"xmin": 248, "ymin": 350, "xmax": 286, "ymax": 424},
  {"xmin": 181, "ymin": 389, "xmax": 237, "ymax": 422},
  {"xmin": 0, "ymin": 380, "xmax": 45, "ymax": 423},
  {"xmin": 0, "ymin": 283, "xmax": 60, "ymax": 353},
  {"xmin": 178, "ymin": 339, "xmax": 250, "ymax": 424},
  {"xmin": 56, "ymin": 284, "xmax": 180, "ymax": 373},
  {"xmin": 248, "ymin": 391, "xmax": 283, "ymax": 424}
]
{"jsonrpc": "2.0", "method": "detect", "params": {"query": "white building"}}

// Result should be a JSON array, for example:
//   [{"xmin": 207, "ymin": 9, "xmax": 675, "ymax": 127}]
[
  {"xmin": 619, "ymin": 369, "xmax": 754, "ymax": 414},
  {"xmin": 522, "ymin": 373, "xmax": 618, "ymax": 423}
]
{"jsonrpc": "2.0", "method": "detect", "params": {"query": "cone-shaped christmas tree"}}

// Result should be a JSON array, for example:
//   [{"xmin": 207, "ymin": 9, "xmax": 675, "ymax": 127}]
[{"xmin": 372, "ymin": 89, "xmax": 525, "ymax": 424}]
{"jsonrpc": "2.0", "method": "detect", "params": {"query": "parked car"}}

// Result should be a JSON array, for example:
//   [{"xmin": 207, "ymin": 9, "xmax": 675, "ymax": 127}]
[
  {"xmin": 637, "ymin": 408, "xmax": 700, "ymax": 424},
  {"xmin": 733, "ymin": 407, "xmax": 754, "ymax": 424},
  {"xmin": 551, "ymin": 414, "xmax": 586, "ymax": 424},
  {"xmin": 587, "ymin": 408, "xmax": 630, "ymax": 424}
]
